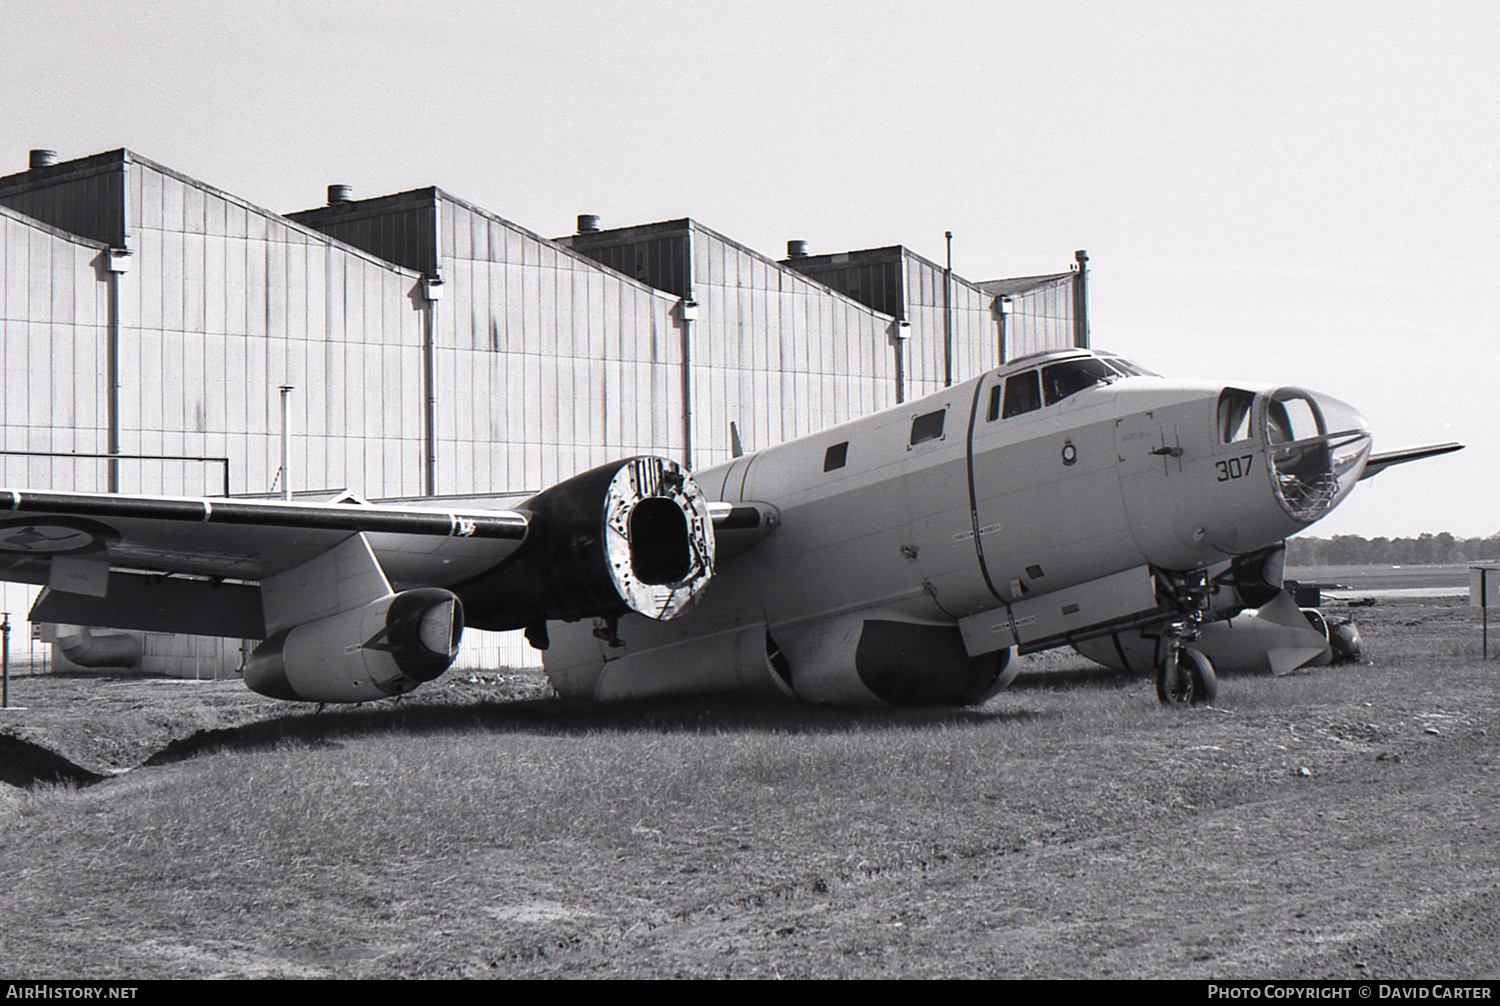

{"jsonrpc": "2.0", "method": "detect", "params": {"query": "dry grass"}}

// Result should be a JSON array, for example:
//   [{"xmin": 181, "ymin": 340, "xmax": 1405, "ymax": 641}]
[{"xmin": 1, "ymin": 596, "xmax": 1496, "ymax": 978}]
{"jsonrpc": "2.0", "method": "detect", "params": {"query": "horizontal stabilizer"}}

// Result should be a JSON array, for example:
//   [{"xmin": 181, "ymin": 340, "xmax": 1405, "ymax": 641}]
[{"xmin": 1255, "ymin": 588, "xmax": 1309, "ymax": 627}]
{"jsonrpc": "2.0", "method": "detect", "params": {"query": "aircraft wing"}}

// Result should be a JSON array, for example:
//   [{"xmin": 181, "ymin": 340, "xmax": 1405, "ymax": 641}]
[
  {"xmin": 1, "ymin": 455, "xmax": 725, "ymax": 647},
  {"xmin": 1358, "ymin": 442, "xmax": 1463, "ymax": 480},
  {"xmin": 0, "ymin": 489, "xmax": 530, "ymax": 638}
]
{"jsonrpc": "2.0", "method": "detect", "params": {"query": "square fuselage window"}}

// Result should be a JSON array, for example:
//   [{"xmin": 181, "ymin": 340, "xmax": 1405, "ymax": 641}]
[
  {"xmin": 910, "ymin": 409, "xmax": 946, "ymax": 446},
  {"xmin": 824, "ymin": 442, "xmax": 849, "ymax": 471}
]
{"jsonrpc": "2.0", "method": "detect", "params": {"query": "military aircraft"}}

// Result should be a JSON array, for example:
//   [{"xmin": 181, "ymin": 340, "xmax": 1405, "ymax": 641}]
[{"xmin": 0, "ymin": 348, "xmax": 1459, "ymax": 707}]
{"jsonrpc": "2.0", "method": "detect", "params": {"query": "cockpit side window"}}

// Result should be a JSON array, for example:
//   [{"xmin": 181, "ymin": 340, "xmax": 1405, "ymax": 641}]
[
  {"xmin": 1041, "ymin": 358, "xmax": 1116, "ymax": 405},
  {"xmin": 1217, "ymin": 388, "xmax": 1256, "ymax": 443},
  {"xmin": 1002, "ymin": 370, "xmax": 1041, "ymax": 418}
]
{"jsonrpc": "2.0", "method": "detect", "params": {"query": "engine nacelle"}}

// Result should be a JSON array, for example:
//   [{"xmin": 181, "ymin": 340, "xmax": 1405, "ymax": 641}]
[
  {"xmin": 457, "ymin": 457, "xmax": 714, "ymax": 634},
  {"xmin": 773, "ymin": 615, "xmax": 1016, "ymax": 707},
  {"xmin": 245, "ymin": 588, "xmax": 463, "ymax": 703},
  {"xmin": 547, "ymin": 618, "xmax": 798, "ymax": 702}
]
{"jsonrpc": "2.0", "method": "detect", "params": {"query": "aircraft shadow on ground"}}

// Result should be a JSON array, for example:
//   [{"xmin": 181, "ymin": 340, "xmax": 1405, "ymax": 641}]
[
  {"xmin": 0, "ymin": 733, "xmax": 105, "ymax": 788},
  {"xmin": 1012, "ymin": 659, "xmax": 1294, "ymax": 692},
  {"xmin": 3, "ymin": 662, "xmax": 1282, "ymax": 787},
  {"xmin": 137, "ymin": 694, "xmax": 1050, "ymax": 770}
]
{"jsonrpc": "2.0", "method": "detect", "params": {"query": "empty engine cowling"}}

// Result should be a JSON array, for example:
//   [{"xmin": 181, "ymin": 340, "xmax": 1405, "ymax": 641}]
[
  {"xmin": 245, "ymin": 588, "xmax": 463, "ymax": 703},
  {"xmin": 456, "ymin": 457, "xmax": 715, "ymax": 632}
]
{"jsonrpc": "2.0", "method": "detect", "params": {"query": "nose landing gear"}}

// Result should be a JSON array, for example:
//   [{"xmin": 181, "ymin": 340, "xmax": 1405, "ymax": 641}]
[
  {"xmin": 1156, "ymin": 639, "xmax": 1218, "ymax": 705},
  {"xmin": 1154, "ymin": 570, "xmax": 1219, "ymax": 706}
]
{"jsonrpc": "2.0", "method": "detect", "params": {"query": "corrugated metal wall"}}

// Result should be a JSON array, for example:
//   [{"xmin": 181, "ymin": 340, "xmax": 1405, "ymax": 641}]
[
  {"xmin": 288, "ymin": 189, "xmax": 439, "ymax": 278},
  {"xmin": 0, "ymin": 151, "xmax": 129, "ymax": 247},
  {"xmin": 435, "ymin": 194, "xmax": 681, "ymax": 493},
  {"xmin": 781, "ymin": 246, "xmax": 1029, "ymax": 395},
  {"xmin": 565, "ymin": 222, "xmax": 907, "ymax": 463},
  {"xmin": 571, "ymin": 232, "xmax": 689, "ymax": 297},
  {"xmin": 898, "ymin": 249, "xmax": 1001, "ymax": 393},
  {"xmin": 1004, "ymin": 275, "xmax": 1075, "ymax": 358},
  {"xmin": 688, "ymin": 222, "xmax": 899, "ymax": 461},
  {"xmin": 0, "ymin": 206, "xmax": 113, "ymax": 670},
  {"xmin": 120, "ymin": 160, "xmax": 426, "ymax": 500},
  {"xmin": 0, "ymin": 204, "xmax": 111, "ymax": 487},
  {"xmin": 291, "ymin": 192, "xmax": 689, "ymax": 496},
  {"xmin": 787, "ymin": 255, "xmax": 904, "ymax": 319}
]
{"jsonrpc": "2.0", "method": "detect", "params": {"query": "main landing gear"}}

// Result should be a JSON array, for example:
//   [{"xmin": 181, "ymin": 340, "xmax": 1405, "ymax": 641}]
[{"xmin": 1154, "ymin": 569, "xmax": 1219, "ymax": 706}]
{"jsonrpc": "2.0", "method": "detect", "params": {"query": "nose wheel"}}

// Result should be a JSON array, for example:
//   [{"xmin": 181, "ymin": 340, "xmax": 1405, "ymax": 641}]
[
  {"xmin": 1153, "ymin": 569, "xmax": 1219, "ymax": 706},
  {"xmin": 1156, "ymin": 640, "xmax": 1218, "ymax": 706}
]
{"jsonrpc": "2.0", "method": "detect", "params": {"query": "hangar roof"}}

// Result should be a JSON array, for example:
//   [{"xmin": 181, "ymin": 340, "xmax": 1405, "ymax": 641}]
[
  {"xmin": 0, "ymin": 148, "xmax": 419, "ymax": 277},
  {"xmin": 976, "ymin": 272, "xmax": 1075, "ymax": 297}
]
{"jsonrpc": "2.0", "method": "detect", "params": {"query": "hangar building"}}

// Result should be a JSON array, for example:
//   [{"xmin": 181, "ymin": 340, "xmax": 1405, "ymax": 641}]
[{"xmin": 0, "ymin": 147, "xmax": 1085, "ymax": 678}]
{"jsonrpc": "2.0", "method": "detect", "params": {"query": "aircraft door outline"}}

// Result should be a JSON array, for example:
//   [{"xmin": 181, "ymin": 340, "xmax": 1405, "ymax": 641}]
[{"xmin": 963, "ymin": 370, "xmax": 1011, "ymax": 609}]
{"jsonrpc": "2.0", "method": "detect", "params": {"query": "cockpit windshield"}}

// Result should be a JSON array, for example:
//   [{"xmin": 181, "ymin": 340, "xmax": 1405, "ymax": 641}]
[
  {"xmin": 1041, "ymin": 357, "xmax": 1119, "ymax": 406},
  {"xmin": 991, "ymin": 351, "xmax": 1154, "ymax": 420},
  {"xmin": 1095, "ymin": 352, "xmax": 1157, "ymax": 377}
]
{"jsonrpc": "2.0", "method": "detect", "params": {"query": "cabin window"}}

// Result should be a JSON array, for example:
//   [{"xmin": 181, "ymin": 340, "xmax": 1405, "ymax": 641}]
[
  {"xmin": 1041, "ymin": 358, "xmax": 1116, "ymax": 405},
  {"xmin": 1002, "ymin": 371, "xmax": 1041, "ymax": 418},
  {"xmin": 824, "ymin": 442, "xmax": 848, "ymax": 471},
  {"xmin": 986, "ymin": 384, "xmax": 1001, "ymax": 422},
  {"xmin": 909, "ymin": 409, "xmax": 946, "ymax": 446},
  {"xmin": 1217, "ymin": 388, "xmax": 1255, "ymax": 443}
]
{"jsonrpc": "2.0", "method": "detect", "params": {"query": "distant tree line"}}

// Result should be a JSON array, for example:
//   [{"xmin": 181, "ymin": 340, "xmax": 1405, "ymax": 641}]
[{"xmin": 1285, "ymin": 533, "xmax": 1500, "ymax": 566}]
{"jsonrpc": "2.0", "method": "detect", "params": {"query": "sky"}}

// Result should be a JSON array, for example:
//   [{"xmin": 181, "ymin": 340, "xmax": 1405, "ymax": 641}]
[{"xmin": 2, "ymin": 0, "xmax": 1495, "ymax": 538}]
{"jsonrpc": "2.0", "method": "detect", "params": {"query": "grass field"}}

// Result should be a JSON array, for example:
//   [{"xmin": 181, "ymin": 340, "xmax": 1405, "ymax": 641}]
[
  {"xmin": 1, "ymin": 590, "xmax": 1496, "ymax": 978},
  {"xmin": 1289, "ymin": 563, "xmax": 1476, "ymax": 591}
]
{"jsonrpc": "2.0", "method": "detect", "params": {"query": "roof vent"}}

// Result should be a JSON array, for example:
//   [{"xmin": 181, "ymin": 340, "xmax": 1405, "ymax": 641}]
[
  {"xmin": 577, "ymin": 214, "xmax": 601, "ymax": 233},
  {"xmin": 327, "ymin": 184, "xmax": 353, "ymax": 205},
  {"xmin": 787, "ymin": 240, "xmax": 808, "ymax": 259},
  {"xmin": 29, "ymin": 150, "xmax": 58, "ymax": 169}
]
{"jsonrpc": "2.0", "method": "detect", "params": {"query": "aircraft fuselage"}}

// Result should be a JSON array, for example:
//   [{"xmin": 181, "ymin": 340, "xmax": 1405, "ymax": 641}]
[{"xmin": 545, "ymin": 349, "xmax": 1372, "ymax": 705}]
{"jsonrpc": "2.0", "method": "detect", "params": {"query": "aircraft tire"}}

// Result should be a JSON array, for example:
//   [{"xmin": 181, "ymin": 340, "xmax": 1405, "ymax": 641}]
[{"xmin": 1156, "ymin": 646, "xmax": 1218, "ymax": 706}]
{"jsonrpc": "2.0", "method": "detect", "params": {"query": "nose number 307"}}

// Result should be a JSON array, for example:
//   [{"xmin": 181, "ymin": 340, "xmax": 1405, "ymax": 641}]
[{"xmin": 1216, "ymin": 456, "xmax": 1255, "ymax": 482}]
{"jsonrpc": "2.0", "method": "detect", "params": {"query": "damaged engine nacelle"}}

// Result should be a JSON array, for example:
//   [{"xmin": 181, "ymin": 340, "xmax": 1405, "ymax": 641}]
[
  {"xmin": 245, "ymin": 588, "xmax": 463, "ymax": 703},
  {"xmin": 457, "ymin": 457, "xmax": 715, "ymax": 638}
]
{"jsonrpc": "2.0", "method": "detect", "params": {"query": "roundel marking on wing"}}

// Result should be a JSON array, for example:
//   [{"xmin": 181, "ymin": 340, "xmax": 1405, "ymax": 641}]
[{"xmin": 0, "ymin": 516, "xmax": 121, "ymax": 555}]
